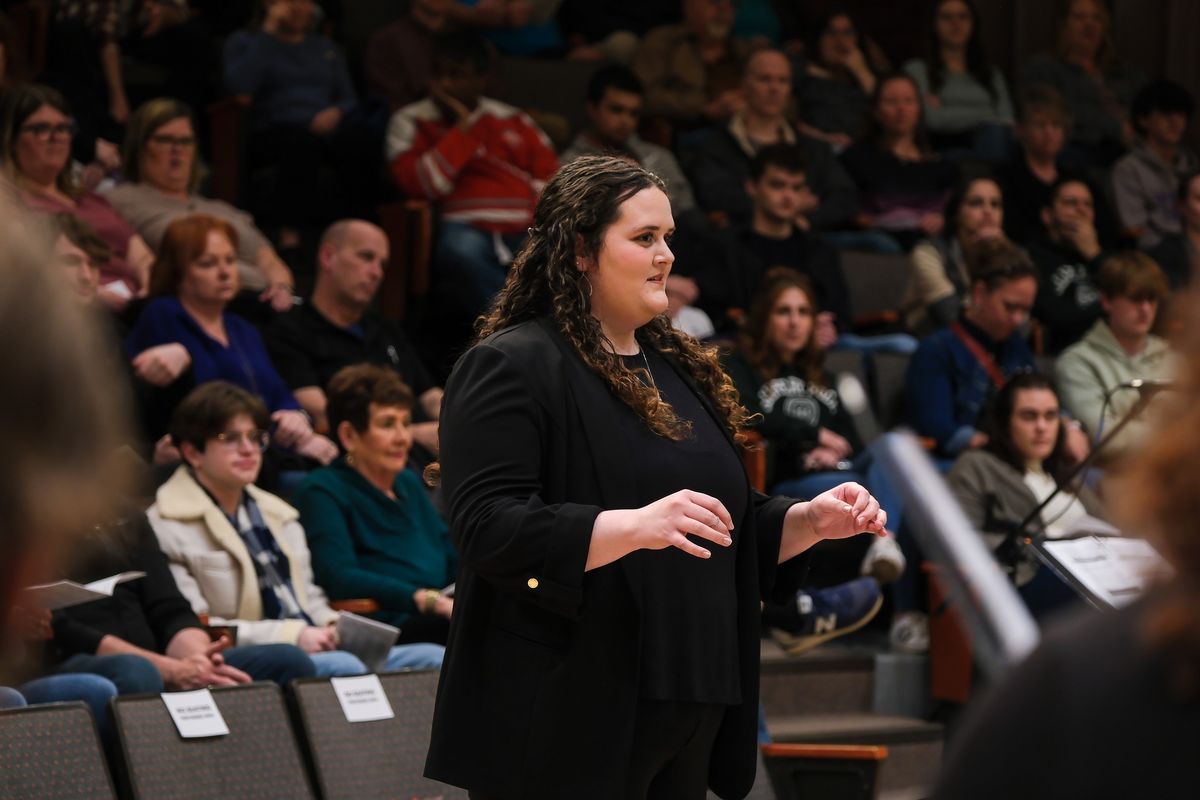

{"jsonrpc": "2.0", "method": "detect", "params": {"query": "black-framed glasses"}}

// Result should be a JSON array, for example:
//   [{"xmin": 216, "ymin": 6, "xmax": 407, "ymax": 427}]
[
  {"xmin": 20, "ymin": 120, "xmax": 77, "ymax": 140},
  {"xmin": 148, "ymin": 133, "xmax": 197, "ymax": 149},
  {"xmin": 212, "ymin": 429, "xmax": 271, "ymax": 451}
]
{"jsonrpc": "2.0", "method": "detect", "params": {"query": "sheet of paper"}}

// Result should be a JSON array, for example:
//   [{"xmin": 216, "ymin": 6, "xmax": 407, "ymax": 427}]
[
  {"xmin": 25, "ymin": 571, "xmax": 146, "ymax": 611},
  {"xmin": 331, "ymin": 674, "xmax": 395, "ymax": 723},
  {"xmin": 162, "ymin": 689, "xmax": 230, "ymax": 738},
  {"xmin": 335, "ymin": 611, "xmax": 400, "ymax": 672},
  {"xmin": 1041, "ymin": 536, "xmax": 1169, "ymax": 607}
]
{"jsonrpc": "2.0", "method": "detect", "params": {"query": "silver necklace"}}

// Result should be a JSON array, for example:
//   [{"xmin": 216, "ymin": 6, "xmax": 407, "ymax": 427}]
[{"xmin": 638, "ymin": 349, "xmax": 657, "ymax": 390}]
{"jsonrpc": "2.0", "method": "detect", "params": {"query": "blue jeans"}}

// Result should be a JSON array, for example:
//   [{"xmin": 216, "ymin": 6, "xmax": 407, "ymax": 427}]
[
  {"xmin": 833, "ymin": 332, "xmax": 918, "ymax": 356},
  {"xmin": 222, "ymin": 643, "xmax": 316, "ymax": 685},
  {"xmin": 22, "ymin": 665, "xmax": 130, "ymax": 737},
  {"xmin": 436, "ymin": 222, "xmax": 527, "ymax": 319},
  {"xmin": 0, "ymin": 686, "xmax": 28, "ymax": 708},
  {"xmin": 310, "ymin": 643, "xmax": 445, "ymax": 676},
  {"xmin": 819, "ymin": 229, "xmax": 903, "ymax": 254},
  {"xmin": 772, "ymin": 451, "xmax": 903, "ymax": 536}
]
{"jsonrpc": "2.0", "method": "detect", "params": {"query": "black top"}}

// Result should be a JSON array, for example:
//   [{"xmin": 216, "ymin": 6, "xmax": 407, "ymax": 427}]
[
  {"xmin": 935, "ymin": 592, "xmax": 1200, "ymax": 800},
  {"xmin": 1026, "ymin": 238, "xmax": 1105, "ymax": 354},
  {"xmin": 679, "ymin": 224, "xmax": 848, "ymax": 334},
  {"xmin": 265, "ymin": 302, "xmax": 435, "ymax": 419},
  {"xmin": 616, "ymin": 350, "xmax": 745, "ymax": 704},
  {"xmin": 52, "ymin": 512, "xmax": 201, "ymax": 661},
  {"xmin": 741, "ymin": 228, "xmax": 852, "ymax": 329},
  {"xmin": 997, "ymin": 154, "xmax": 1122, "ymax": 251}
]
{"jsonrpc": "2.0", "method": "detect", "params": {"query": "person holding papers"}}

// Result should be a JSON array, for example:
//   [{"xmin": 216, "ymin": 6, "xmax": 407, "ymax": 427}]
[
  {"xmin": 946, "ymin": 372, "xmax": 1105, "ymax": 615},
  {"xmin": 293, "ymin": 364, "xmax": 458, "ymax": 646},
  {"xmin": 148, "ymin": 381, "xmax": 444, "ymax": 675}
]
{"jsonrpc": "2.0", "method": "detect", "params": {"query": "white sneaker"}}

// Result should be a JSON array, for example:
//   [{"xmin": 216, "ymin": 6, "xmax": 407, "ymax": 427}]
[
  {"xmin": 860, "ymin": 532, "xmax": 906, "ymax": 584},
  {"xmin": 890, "ymin": 611, "xmax": 930, "ymax": 654}
]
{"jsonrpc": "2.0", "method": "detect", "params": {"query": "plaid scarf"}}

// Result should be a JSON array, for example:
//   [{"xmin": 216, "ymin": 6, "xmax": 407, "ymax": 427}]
[{"xmin": 230, "ymin": 494, "xmax": 313, "ymax": 625}]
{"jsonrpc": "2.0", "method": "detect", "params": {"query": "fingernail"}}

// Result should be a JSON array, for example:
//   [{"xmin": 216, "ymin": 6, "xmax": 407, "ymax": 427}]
[
  {"xmin": 701, "ymin": 550, "xmax": 711, "ymax": 558},
  {"xmin": 843, "ymin": 505, "xmax": 852, "ymax": 513},
  {"xmin": 723, "ymin": 536, "xmax": 732, "ymax": 546}
]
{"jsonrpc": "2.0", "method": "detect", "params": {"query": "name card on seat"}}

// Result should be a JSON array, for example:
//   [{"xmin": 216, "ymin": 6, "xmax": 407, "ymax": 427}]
[
  {"xmin": 331, "ymin": 674, "xmax": 395, "ymax": 723},
  {"xmin": 162, "ymin": 689, "xmax": 230, "ymax": 738}
]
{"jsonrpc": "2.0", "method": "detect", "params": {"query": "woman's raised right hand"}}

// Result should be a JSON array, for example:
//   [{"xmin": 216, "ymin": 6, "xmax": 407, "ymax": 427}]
[{"xmin": 629, "ymin": 489, "xmax": 735, "ymax": 559}]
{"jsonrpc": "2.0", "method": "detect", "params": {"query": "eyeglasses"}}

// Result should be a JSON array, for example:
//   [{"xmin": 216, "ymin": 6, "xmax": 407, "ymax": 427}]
[
  {"xmin": 212, "ymin": 429, "xmax": 271, "ymax": 451},
  {"xmin": 20, "ymin": 121, "xmax": 77, "ymax": 140},
  {"xmin": 148, "ymin": 133, "xmax": 197, "ymax": 149}
]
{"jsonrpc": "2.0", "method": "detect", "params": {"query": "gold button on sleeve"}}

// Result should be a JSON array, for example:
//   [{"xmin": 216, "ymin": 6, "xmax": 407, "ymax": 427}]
[{"xmin": 527, "ymin": 577, "xmax": 539, "ymax": 589}]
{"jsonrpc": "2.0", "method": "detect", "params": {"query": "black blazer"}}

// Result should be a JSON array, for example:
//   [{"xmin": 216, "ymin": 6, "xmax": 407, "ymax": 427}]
[{"xmin": 424, "ymin": 319, "xmax": 808, "ymax": 800}]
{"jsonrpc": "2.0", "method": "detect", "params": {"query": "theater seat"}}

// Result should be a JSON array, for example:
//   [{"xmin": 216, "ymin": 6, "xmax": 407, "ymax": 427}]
[
  {"xmin": 0, "ymin": 702, "xmax": 116, "ymax": 799},
  {"xmin": 110, "ymin": 682, "xmax": 316, "ymax": 799}
]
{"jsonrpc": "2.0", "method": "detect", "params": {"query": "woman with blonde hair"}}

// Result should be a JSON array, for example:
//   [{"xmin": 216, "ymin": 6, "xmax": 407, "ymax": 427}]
[{"xmin": 427, "ymin": 155, "xmax": 887, "ymax": 799}]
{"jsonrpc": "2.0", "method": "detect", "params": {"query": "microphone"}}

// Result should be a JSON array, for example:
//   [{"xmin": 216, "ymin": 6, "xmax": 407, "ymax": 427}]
[{"xmin": 1118, "ymin": 378, "xmax": 1174, "ymax": 396}]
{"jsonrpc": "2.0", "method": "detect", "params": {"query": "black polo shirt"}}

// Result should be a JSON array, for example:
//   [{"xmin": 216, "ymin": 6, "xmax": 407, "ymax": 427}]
[{"xmin": 265, "ymin": 302, "xmax": 436, "ymax": 422}]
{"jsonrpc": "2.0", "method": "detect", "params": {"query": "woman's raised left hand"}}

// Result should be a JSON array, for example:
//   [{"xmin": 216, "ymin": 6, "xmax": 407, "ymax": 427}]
[{"xmin": 805, "ymin": 482, "xmax": 887, "ymax": 541}]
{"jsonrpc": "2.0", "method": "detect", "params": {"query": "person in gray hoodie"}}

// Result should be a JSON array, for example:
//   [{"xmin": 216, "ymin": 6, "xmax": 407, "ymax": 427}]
[
  {"xmin": 1112, "ymin": 79, "xmax": 1197, "ymax": 249},
  {"xmin": 1056, "ymin": 252, "xmax": 1176, "ymax": 463}
]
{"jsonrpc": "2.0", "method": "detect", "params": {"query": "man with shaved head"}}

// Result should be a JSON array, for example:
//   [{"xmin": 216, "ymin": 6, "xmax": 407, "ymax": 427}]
[
  {"xmin": 683, "ymin": 49, "xmax": 858, "ymax": 232},
  {"xmin": 265, "ymin": 219, "xmax": 442, "ymax": 465}
]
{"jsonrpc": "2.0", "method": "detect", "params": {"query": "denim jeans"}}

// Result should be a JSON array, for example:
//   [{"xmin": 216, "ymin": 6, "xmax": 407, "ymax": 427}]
[
  {"xmin": 22, "ymin": 661, "xmax": 135, "ymax": 737},
  {"xmin": 436, "ymin": 222, "xmax": 527, "ymax": 319},
  {"xmin": 222, "ymin": 643, "xmax": 316, "ymax": 685},
  {"xmin": 310, "ymin": 643, "xmax": 445, "ymax": 676}
]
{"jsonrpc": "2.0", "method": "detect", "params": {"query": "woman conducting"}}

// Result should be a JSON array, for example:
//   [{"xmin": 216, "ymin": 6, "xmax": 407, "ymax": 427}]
[{"xmin": 425, "ymin": 155, "xmax": 887, "ymax": 800}]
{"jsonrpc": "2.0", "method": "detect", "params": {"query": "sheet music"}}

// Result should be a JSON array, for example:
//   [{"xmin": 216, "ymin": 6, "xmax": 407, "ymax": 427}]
[
  {"xmin": 25, "ymin": 572, "xmax": 147, "ymax": 611},
  {"xmin": 335, "ymin": 611, "xmax": 400, "ymax": 672},
  {"xmin": 1040, "ymin": 537, "xmax": 1169, "ymax": 607}
]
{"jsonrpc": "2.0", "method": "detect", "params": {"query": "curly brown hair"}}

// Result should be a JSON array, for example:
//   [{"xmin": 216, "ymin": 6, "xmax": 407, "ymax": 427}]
[
  {"xmin": 737, "ymin": 267, "xmax": 825, "ymax": 385},
  {"xmin": 477, "ymin": 154, "xmax": 750, "ymax": 441}
]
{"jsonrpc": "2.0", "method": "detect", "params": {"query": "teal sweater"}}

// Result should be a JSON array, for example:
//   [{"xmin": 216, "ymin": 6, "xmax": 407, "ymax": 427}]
[{"xmin": 292, "ymin": 460, "xmax": 457, "ymax": 628}]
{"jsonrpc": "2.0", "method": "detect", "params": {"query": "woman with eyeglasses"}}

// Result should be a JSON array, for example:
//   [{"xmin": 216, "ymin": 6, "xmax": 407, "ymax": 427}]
[
  {"xmin": 123, "ymin": 213, "xmax": 338, "ymax": 464},
  {"xmin": 149, "ymin": 381, "xmax": 445, "ymax": 676},
  {"xmin": 106, "ymin": 98, "xmax": 297, "ymax": 316},
  {"xmin": 0, "ymin": 83, "xmax": 154, "ymax": 312},
  {"xmin": 904, "ymin": 176, "xmax": 1006, "ymax": 334}
]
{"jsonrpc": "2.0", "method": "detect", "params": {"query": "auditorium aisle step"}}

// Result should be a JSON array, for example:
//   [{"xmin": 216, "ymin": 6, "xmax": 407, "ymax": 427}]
[{"xmin": 759, "ymin": 637, "xmax": 942, "ymax": 800}]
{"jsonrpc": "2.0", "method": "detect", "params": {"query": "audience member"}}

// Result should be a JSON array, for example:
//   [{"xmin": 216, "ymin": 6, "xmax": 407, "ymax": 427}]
[
  {"xmin": 1149, "ymin": 168, "xmax": 1200, "ymax": 289},
  {"xmin": 945, "ymin": 372, "xmax": 1102, "ymax": 615},
  {"xmin": 556, "ymin": 0, "xmax": 680, "ymax": 64},
  {"xmin": 793, "ymin": 7, "xmax": 883, "ymax": 150},
  {"xmin": 681, "ymin": 48, "xmax": 859, "ymax": 233},
  {"xmin": 902, "ymin": 0, "xmax": 1014, "ymax": 160},
  {"xmin": 934, "ymin": 291, "xmax": 1200, "ymax": 800},
  {"xmin": 721, "ymin": 269, "xmax": 905, "ymax": 579},
  {"xmin": 560, "ymin": 65, "xmax": 697, "ymax": 215},
  {"xmin": 265, "ymin": 220, "xmax": 443, "ymax": 468},
  {"xmin": 1056, "ymin": 252, "xmax": 1175, "ymax": 461},
  {"xmin": 107, "ymin": 98, "xmax": 296, "ymax": 316},
  {"xmin": 0, "ymin": 83, "xmax": 154, "ymax": 311},
  {"xmin": 364, "ymin": 0, "xmax": 451, "ymax": 111},
  {"xmin": 224, "ymin": 0, "xmax": 382, "ymax": 235},
  {"xmin": 905, "ymin": 176, "xmax": 1005, "ymax": 333},
  {"xmin": 839, "ymin": 73, "xmax": 959, "ymax": 250},
  {"xmin": 906, "ymin": 238, "xmax": 1038, "ymax": 458},
  {"xmin": 1026, "ymin": 177, "xmax": 1109, "ymax": 353},
  {"xmin": 48, "ymin": 511, "xmax": 316, "ymax": 700},
  {"xmin": 1021, "ymin": 0, "xmax": 1144, "ymax": 167},
  {"xmin": 293, "ymin": 365, "xmax": 458, "ymax": 644},
  {"xmin": 123, "ymin": 213, "xmax": 338, "ymax": 463},
  {"xmin": 631, "ymin": 0, "xmax": 752, "ymax": 127},
  {"xmin": 149, "ymin": 382, "xmax": 445, "ymax": 674},
  {"xmin": 682, "ymin": 144, "xmax": 848, "ymax": 336},
  {"xmin": 1112, "ymin": 79, "xmax": 1197, "ymax": 248},
  {"xmin": 386, "ymin": 32, "xmax": 557, "ymax": 322}
]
